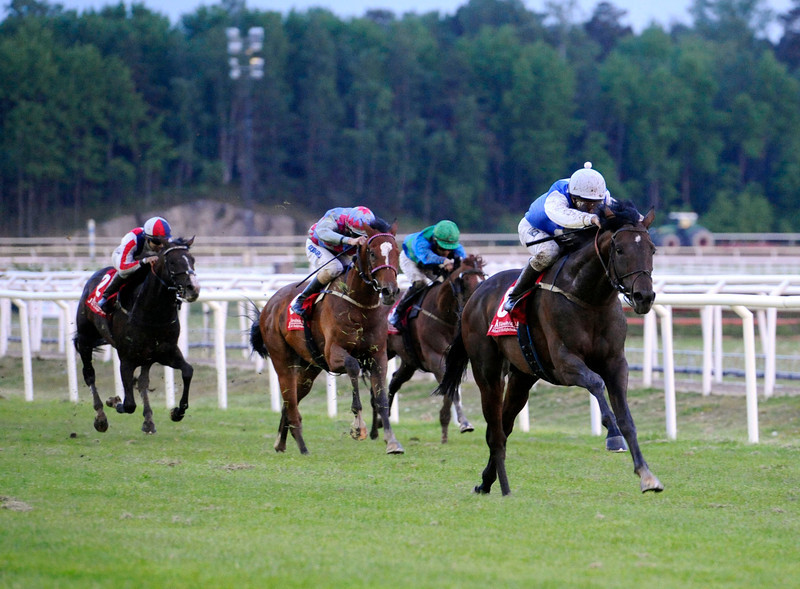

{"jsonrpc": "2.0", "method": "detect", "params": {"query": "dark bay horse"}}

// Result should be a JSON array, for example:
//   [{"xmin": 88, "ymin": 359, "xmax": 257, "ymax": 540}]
[
  {"xmin": 374, "ymin": 254, "xmax": 486, "ymax": 443},
  {"xmin": 250, "ymin": 220, "xmax": 403, "ymax": 455},
  {"xmin": 436, "ymin": 201, "xmax": 664, "ymax": 495},
  {"xmin": 74, "ymin": 237, "xmax": 200, "ymax": 434}
]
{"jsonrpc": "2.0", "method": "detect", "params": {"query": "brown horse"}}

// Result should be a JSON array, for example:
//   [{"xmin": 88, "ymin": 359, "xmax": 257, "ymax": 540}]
[
  {"xmin": 250, "ymin": 219, "xmax": 403, "ymax": 455},
  {"xmin": 373, "ymin": 254, "xmax": 486, "ymax": 443},
  {"xmin": 436, "ymin": 201, "xmax": 664, "ymax": 495},
  {"xmin": 74, "ymin": 238, "xmax": 200, "ymax": 434}
]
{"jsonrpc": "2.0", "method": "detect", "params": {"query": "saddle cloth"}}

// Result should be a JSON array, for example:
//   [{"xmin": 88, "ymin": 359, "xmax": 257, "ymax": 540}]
[
  {"xmin": 85, "ymin": 269, "xmax": 118, "ymax": 317},
  {"xmin": 286, "ymin": 292, "xmax": 323, "ymax": 331},
  {"xmin": 387, "ymin": 300, "xmax": 400, "ymax": 335},
  {"xmin": 486, "ymin": 279, "xmax": 537, "ymax": 336}
]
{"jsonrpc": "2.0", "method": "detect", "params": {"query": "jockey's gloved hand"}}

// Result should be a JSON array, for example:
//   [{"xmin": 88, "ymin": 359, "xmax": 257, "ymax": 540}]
[{"xmin": 140, "ymin": 256, "xmax": 159, "ymax": 267}]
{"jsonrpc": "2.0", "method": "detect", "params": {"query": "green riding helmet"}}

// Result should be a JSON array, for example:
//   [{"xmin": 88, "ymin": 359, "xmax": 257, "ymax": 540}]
[{"xmin": 432, "ymin": 220, "xmax": 460, "ymax": 250}]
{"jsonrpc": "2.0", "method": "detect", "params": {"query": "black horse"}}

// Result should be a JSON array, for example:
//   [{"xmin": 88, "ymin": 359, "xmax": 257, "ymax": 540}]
[
  {"xmin": 74, "ymin": 237, "xmax": 200, "ymax": 434},
  {"xmin": 436, "ymin": 201, "xmax": 664, "ymax": 496}
]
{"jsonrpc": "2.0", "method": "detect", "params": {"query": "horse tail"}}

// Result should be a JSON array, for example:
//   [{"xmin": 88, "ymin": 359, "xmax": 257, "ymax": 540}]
[
  {"xmin": 248, "ymin": 302, "xmax": 268, "ymax": 359},
  {"xmin": 434, "ymin": 328, "xmax": 469, "ymax": 401}
]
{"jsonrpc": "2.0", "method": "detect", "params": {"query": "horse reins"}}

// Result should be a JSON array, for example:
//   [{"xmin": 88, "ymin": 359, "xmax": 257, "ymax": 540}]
[{"xmin": 594, "ymin": 226, "xmax": 652, "ymax": 307}]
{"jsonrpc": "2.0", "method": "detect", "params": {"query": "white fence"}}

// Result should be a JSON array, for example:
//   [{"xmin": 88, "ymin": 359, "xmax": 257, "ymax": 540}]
[{"xmin": 3, "ymin": 271, "xmax": 800, "ymax": 444}]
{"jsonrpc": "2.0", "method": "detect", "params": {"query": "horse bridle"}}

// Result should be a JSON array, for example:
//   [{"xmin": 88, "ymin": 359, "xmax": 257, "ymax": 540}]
[
  {"xmin": 150, "ymin": 244, "xmax": 196, "ymax": 300},
  {"xmin": 449, "ymin": 266, "xmax": 486, "ymax": 313},
  {"xmin": 355, "ymin": 233, "xmax": 398, "ymax": 292},
  {"xmin": 595, "ymin": 226, "xmax": 652, "ymax": 307}
]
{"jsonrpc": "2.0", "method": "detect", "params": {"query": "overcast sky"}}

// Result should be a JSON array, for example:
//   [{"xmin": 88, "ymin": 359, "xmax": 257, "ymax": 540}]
[{"xmin": 1, "ymin": 0, "xmax": 793, "ymax": 37}]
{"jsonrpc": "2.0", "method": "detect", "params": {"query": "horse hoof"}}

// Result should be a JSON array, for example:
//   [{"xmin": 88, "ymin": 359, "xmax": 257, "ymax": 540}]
[
  {"xmin": 115, "ymin": 403, "xmax": 125, "ymax": 414},
  {"xmin": 606, "ymin": 436, "xmax": 628, "ymax": 452},
  {"xmin": 473, "ymin": 484, "xmax": 489, "ymax": 495},
  {"xmin": 640, "ymin": 473, "xmax": 665, "ymax": 493},
  {"xmin": 385, "ymin": 441, "xmax": 404, "ymax": 454},
  {"xmin": 460, "ymin": 422, "xmax": 475, "ymax": 433},
  {"xmin": 94, "ymin": 418, "xmax": 108, "ymax": 433},
  {"xmin": 170, "ymin": 407, "xmax": 185, "ymax": 422},
  {"xmin": 142, "ymin": 424, "xmax": 156, "ymax": 434},
  {"xmin": 350, "ymin": 426, "xmax": 367, "ymax": 441},
  {"xmin": 106, "ymin": 396, "xmax": 121, "ymax": 408}
]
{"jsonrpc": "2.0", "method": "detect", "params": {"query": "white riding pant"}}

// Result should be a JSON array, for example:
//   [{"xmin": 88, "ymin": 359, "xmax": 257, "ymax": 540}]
[
  {"xmin": 305, "ymin": 238, "xmax": 353, "ymax": 284},
  {"xmin": 399, "ymin": 251, "xmax": 436, "ymax": 288},
  {"xmin": 518, "ymin": 217, "xmax": 560, "ymax": 272}
]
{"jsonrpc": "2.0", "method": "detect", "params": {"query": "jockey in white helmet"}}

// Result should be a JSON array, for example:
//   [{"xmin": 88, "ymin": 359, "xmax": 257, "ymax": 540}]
[{"xmin": 503, "ymin": 162, "xmax": 615, "ymax": 312}]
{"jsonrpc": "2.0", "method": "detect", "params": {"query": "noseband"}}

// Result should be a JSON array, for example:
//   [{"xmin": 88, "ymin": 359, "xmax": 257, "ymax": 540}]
[
  {"xmin": 356, "ymin": 233, "xmax": 398, "ymax": 292},
  {"xmin": 595, "ymin": 226, "xmax": 652, "ymax": 307}
]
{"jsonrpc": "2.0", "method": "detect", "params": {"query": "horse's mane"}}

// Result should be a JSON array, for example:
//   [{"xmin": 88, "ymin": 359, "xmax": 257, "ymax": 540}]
[
  {"xmin": 168, "ymin": 237, "xmax": 192, "ymax": 248},
  {"xmin": 369, "ymin": 217, "xmax": 393, "ymax": 233},
  {"xmin": 598, "ymin": 200, "xmax": 643, "ymax": 232}
]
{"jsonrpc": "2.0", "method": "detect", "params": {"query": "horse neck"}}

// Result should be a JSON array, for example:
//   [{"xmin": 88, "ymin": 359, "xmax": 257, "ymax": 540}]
[
  {"xmin": 553, "ymin": 236, "xmax": 616, "ymax": 306},
  {"xmin": 433, "ymin": 276, "xmax": 461, "ymax": 322},
  {"xmin": 340, "ymin": 263, "xmax": 380, "ymax": 306},
  {"xmin": 131, "ymin": 265, "xmax": 177, "ymax": 320}
]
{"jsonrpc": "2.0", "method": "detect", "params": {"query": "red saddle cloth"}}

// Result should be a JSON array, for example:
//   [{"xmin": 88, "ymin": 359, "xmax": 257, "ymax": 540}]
[
  {"xmin": 387, "ymin": 301, "xmax": 401, "ymax": 335},
  {"xmin": 286, "ymin": 292, "xmax": 321, "ymax": 331},
  {"xmin": 85, "ymin": 269, "xmax": 118, "ymax": 318},
  {"xmin": 486, "ymin": 275, "xmax": 542, "ymax": 336}
]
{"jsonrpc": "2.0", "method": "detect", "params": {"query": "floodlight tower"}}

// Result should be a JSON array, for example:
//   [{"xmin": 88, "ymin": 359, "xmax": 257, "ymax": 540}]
[{"xmin": 226, "ymin": 26, "xmax": 264, "ymax": 236}]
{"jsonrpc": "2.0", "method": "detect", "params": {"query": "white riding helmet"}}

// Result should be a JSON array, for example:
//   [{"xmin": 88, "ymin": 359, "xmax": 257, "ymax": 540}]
[{"xmin": 568, "ymin": 162, "xmax": 607, "ymax": 200}]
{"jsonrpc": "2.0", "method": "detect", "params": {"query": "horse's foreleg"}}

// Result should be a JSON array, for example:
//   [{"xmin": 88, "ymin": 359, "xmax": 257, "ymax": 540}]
[
  {"xmin": 577, "ymin": 370, "xmax": 627, "ymax": 453},
  {"xmin": 603, "ymin": 366, "xmax": 664, "ymax": 493},
  {"xmin": 345, "ymin": 357, "xmax": 367, "ymax": 441},
  {"xmin": 367, "ymin": 361, "xmax": 404, "ymax": 455},
  {"xmin": 168, "ymin": 352, "xmax": 193, "ymax": 422},
  {"xmin": 137, "ymin": 364, "xmax": 155, "ymax": 434}
]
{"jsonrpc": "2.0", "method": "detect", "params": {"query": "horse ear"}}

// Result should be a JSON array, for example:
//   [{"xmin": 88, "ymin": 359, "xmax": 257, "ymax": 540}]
[
  {"xmin": 390, "ymin": 220, "xmax": 398, "ymax": 235},
  {"xmin": 642, "ymin": 209, "xmax": 655, "ymax": 229},
  {"xmin": 185, "ymin": 236, "xmax": 195, "ymax": 247}
]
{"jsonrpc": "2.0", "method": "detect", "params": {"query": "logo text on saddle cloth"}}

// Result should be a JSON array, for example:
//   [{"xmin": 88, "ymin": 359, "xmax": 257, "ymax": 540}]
[
  {"xmin": 286, "ymin": 295, "xmax": 305, "ymax": 330},
  {"xmin": 487, "ymin": 284, "xmax": 522, "ymax": 336}
]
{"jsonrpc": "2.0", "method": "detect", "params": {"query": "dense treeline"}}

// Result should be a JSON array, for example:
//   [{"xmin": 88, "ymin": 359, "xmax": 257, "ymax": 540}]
[{"xmin": 3, "ymin": 0, "xmax": 800, "ymax": 236}]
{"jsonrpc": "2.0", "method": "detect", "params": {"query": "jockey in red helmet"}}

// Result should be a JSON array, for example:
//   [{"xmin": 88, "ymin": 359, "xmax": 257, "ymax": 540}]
[{"xmin": 95, "ymin": 216, "xmax": 173, "ymax": 314}]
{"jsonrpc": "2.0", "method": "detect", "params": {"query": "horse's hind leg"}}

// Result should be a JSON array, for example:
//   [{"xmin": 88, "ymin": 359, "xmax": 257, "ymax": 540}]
[
  {"xmin": 78, "ymin": 341, "xmax": 108, "ymax": 432},
  {"xmin": 137, "ymin": 363, "xmax": 156, "ymax": 434}
]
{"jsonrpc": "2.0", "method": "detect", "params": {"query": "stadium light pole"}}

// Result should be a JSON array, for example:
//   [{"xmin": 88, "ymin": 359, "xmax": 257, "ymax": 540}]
[{"xmin": 226, "ymin": 26, "xmax": 264, "ymax": 236}]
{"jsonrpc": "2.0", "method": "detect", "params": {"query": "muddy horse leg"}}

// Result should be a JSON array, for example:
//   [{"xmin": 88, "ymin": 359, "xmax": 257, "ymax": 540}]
[
  {"xmin": 366, "ymin": 358, "xmax": 404, "ymax": 455},
  {"xmin": 346, "ymin": 357, "xmax": 368, "ymax": 441},
  {"xmin": 603, "ymin": 362, "xmax": 664, "ymax": 493},
  {"xmin": 137, "ymin": 363, "xmax": 156, "ymax": 434}
]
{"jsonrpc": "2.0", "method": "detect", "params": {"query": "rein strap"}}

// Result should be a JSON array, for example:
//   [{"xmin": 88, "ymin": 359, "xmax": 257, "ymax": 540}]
[{"xmin": 322, "ymin": 290, "xmax": 382, "ymax": 310}]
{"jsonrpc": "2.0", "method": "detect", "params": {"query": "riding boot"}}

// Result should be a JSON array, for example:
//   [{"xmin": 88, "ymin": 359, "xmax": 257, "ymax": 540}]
[
  {"xmin": 503, "ymin": 262, "xmax": 542, "ymax": 312},
  {"xmin": 291, "ymin": 276, "xmax": 324, "ymax": 318},
  {"xmin": 389, "ymin": 281, "xmax": 425, "ymax": 327},
  {"xmin": 98, "ymin": 273, "xmax": 124, "ymax": 314}
]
